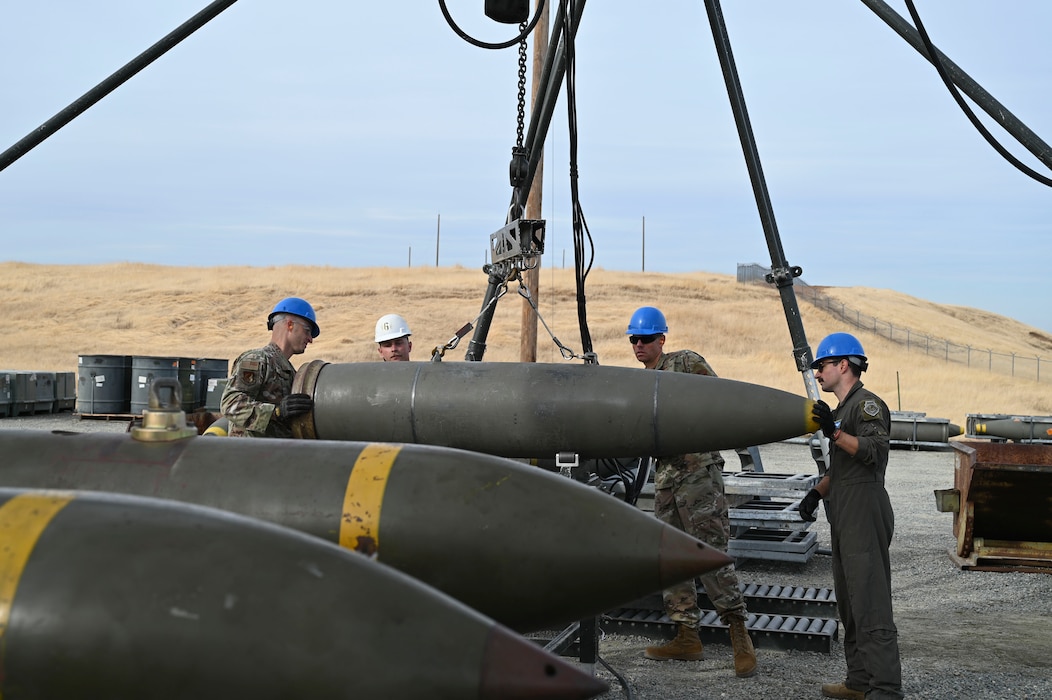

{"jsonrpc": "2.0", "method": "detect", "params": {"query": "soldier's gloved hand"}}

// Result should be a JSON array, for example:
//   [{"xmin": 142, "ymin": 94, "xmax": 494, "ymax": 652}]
[
  {"xmin": 812, "ymin": 400, "xmax": 837, "ymax": 437},
  {"xmin": 275, "ymin": 393, "xmax": 313, "ymax": 420},
  {"xmin": 798, "ymin": 488, "xmax": 821, "ymax": 522}
]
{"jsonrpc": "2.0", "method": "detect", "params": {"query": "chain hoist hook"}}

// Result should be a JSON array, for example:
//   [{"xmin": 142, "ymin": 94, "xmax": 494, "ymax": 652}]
[{"xmin": 508, "ymin": 21, "xmax": 530, "ymax": 201}]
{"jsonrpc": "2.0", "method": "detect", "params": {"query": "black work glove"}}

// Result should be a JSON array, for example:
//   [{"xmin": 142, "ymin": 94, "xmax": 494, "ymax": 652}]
[
  {"xmin": 275, "ymin": 393, "xmax": 313, "ymax": 420},
  {"xmin": 798, "ymin": 488, "xmax": 821, "ymax": 522},
  {"xmin": 812, "ymin": 400, "xmax": 837, "ymax": 437}
]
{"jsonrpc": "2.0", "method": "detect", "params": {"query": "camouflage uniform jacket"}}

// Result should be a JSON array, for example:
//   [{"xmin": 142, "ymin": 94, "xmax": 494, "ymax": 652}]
[
  {"xmin": 652, "ymin": 350, "xmax": 725, "ymax": 489},
  {"xmin": 220, "ymin": 342, "xmax": 296, "ymax": 438}
]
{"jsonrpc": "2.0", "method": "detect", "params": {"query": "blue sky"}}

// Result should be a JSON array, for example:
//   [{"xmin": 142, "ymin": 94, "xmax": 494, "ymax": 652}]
[{"xmin": 2, "ymin": 2, "xmax": 1050, "ymax": 332}]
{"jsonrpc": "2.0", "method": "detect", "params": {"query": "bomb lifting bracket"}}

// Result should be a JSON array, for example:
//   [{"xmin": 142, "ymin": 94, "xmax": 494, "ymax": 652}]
[{"xmin": 490, "ymin": 218, "xmax": 545, "ymax": 266}]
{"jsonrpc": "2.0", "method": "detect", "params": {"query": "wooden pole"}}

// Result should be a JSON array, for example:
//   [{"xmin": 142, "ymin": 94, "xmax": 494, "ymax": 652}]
[{"xmin": 520, "ymin": 0, "xmax": 549, "ymax": 363}]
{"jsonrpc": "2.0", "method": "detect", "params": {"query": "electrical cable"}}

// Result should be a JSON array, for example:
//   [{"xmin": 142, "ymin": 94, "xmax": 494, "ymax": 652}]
[
  {"xmin": 595, "ymin": 457, "xmax": 633, "ymax": 502},
  {"xmin": 597, "ymin": 653, "xmax": 636, "ymax": 700},
  {"xmin": 904, "ymin": 0, "xmax": 1052, "ymax": 187},
  {"xmin": 613, "ymin": 458, "xmax": 634, "ymax": 501},
  {"xmin": 629, "ymin": 457, "xmax": 653, "ymax": 505}
]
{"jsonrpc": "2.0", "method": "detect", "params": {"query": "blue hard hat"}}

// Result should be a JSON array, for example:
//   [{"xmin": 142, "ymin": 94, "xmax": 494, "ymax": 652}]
[
  {"xmin": 268, "ymin": 297, "xmax": 320, "ymax": 338},
  {"xmin": 811, "ymin": 332, "xmax": 867, "ymax": 371},
  {"xmin": 626, "ymin": 306, "xmax": 668, "ymax": 336}
]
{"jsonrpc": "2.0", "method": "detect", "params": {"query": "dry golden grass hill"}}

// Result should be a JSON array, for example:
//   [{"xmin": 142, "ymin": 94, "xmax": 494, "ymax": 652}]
[{"xmin": 2, "ymin": 261, "xmax": 1049, "ymax": 429}]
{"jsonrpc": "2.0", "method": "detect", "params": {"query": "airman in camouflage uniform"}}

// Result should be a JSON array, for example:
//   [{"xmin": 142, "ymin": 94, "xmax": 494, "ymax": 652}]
[
  {"xmin": 221, "ymin": 297, "xmax": 319, "ymax": 438},
  {"xmin": 627, "ymin": 306, "xmax": 757, "ymax": 679}
]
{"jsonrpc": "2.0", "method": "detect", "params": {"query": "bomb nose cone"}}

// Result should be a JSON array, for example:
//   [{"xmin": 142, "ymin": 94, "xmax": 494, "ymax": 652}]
[
  {"xmin": 657, "ymin": 525, "xmax": 735, "ymax": 588},
  {"xmin": 480, "ymin": 626, "xmax": 609, "ymax": 699}
]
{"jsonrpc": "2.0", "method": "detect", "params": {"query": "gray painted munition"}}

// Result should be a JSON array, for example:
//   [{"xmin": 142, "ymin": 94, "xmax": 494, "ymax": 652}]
[
  {"xmin": 0, "ymin": 488, "xmax": 607, "ymax": 700},
  {"xmin": 0, "ymin": 429, "xmax": 732, "ymax": 632},
  {"xmin": 291, "ymin": 360, "xmax": 821, "ymax": 457},
  {"xmin": 889, "ymin": 413, "xmax": 963, "ymax": 444},
  {"xmin": 970, "ymin": 415, "xmax": 1052, "ymax": 442}
]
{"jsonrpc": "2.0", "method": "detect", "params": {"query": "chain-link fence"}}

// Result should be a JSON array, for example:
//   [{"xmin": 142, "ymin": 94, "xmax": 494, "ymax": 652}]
[{"xmin": 736, "ymin": 263, "xmax": 1048, "ymax": 384}]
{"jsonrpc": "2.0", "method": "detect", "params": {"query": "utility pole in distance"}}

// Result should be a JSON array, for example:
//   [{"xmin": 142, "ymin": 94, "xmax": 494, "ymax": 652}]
[
  {"xmin": 642, "ymin": 215, "xmax": 646, "ymax": 272},
  {"xmin": 520, "ymin": 0, "xmax": 549, "ymax": 363},
  {"xmin": 435, "ymin": 214, "xmax": 440, "ymax": 267}
]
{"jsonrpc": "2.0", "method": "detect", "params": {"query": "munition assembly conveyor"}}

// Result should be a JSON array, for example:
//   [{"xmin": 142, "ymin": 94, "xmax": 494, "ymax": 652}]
[
  {"xmin": 605, "ymin": 582, "xmax": 838, "ymax": 654},
  {"xmin": 539, "ymin": 582, "xmax": 839, "ymax": 656}
]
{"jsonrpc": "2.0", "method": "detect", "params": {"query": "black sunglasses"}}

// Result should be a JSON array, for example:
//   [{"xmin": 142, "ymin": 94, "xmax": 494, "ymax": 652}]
[{"xmin": 629, "ymin": 335, "xmax": 660, "ymax": 345}]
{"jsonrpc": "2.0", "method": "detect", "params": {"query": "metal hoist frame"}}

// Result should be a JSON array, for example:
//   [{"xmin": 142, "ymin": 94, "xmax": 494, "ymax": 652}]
[{"xmin": 461, "ymin": 0, "xmax": 585, "ymax": 363}]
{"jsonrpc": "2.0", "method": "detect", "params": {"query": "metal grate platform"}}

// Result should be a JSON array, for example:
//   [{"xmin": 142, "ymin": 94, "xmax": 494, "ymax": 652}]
[
  {"xmin": 639, "ymin": 471, "xmax": 823, "ymax": 562},
  {"xmin": 729, "ymin": 528, "xmax": 818, "ymax": 563},
  {"xmin": 729, "ymin": 497, "xmax": 812, "ymax": 530},
  {"xmin": 621, "ymin": 581, "xmax": 836, "ymax": 621},
  {"xmin": 723, "ymin": 471, "xmax": 820, "ymax": 498},
  {"xmin": 603, "ymin": 580, "xmax": 839, "ymax": 652},
  {"xmin": 601, "ymin": 607, "xmax": 838, "ymax": 654}
]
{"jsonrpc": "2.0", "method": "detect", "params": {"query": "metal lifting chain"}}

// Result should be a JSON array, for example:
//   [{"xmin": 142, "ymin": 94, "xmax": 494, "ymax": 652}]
[
  {"xmin": 516, "ymin": 23, "xmax": 527, "ymax": 149},
  {"xmin": 506, "ymin": 23, "xmax": 530, "ymax": 224}
]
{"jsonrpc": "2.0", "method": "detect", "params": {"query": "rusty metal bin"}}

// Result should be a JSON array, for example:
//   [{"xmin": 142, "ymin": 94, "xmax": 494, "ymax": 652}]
[{"xmin": 936, "ymin": 441, "xmax": 1052, "ymax": 572}]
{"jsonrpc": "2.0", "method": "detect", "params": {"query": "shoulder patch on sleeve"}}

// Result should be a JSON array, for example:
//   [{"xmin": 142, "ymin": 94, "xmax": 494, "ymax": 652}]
[
  {"xmin": 239, "ymin": 359, "xmax": 261, "ymax": 386},
  {"xmin": 861, "ymin": 399, "xmax": 882, "ymax": 419}
]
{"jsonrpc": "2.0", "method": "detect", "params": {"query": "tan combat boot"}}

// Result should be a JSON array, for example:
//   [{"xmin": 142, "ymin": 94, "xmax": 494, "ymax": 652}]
[
  {"xmin": 727, "ymin": 617, "xmax": 757, "ymax": 678},
  {"xmin": 643, "ymin": 623, "xmax": 704, "ymax": 661},
  {"xmin": 820, "ymin": 682, "xmax": 865, "ymax": 699}
]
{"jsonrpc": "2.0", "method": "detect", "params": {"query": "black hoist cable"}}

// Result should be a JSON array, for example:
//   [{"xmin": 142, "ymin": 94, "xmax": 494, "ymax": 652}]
[
  {"xmin": 562, "ymin": 0, "xmax": 597, "ymax": 363},
  {"xmin": 903, "ymin": 0, "xmax": 1052, "ymax": 188}
]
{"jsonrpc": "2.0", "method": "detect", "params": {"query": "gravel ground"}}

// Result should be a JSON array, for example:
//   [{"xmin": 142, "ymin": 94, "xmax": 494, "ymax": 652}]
[
  {"xmin": 0, "ymin": 412, "xmax": 135, "ymax": 435},
  {"xmin": 4, "ymin": 414, "xmax": 1052, "ymax": 699}
]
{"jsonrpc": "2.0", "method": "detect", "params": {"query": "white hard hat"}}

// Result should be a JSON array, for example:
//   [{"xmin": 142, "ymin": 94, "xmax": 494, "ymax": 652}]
[{"xmin": 375, "ymin": 313, "xmax": 412, "ymax": 343}]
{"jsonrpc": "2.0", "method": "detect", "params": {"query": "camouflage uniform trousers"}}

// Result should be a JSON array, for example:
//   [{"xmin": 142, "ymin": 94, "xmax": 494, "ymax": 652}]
[{"xmin": 653, "ymin": 461, "xmax": 748, "ymax": 626}]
